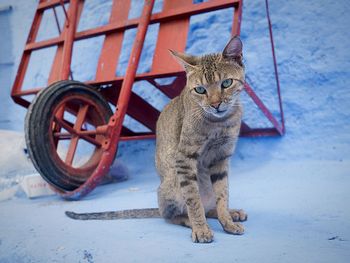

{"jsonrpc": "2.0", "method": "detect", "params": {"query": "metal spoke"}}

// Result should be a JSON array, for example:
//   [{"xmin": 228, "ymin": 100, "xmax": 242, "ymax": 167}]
[
  {"xmin": 74, "ymin": 104, "xmax": 89, "ymax": 131},
  {"xmin": 65, "ymin": 136, "xmax": 79, "ymax": 165},
  {"xmin": 53, "ymin": 116, "xmax": 102, "ymax": 147},
  {"xmin": 53, "ymin": 132, "xmax": 71, "ymax": 140},
  {"xmin": 64, "ymin": 104, "xmax": 89, "ymax": 165},
  {"xmin": 53, "ymin": 116, "xmax": 76, "ymax": 135},
  {"xmin": 52, "ymin": 103, "xmax": 65, "ymax": 146}
]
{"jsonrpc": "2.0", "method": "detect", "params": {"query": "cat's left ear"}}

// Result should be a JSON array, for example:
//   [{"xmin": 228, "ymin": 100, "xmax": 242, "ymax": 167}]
[
  {"xmin": 222, "ymin": 36, "xmax": 243, "ymax": 66},
  {"xmin": 169, "ymin": 49, "xmax": 198, "ymax": 72}
]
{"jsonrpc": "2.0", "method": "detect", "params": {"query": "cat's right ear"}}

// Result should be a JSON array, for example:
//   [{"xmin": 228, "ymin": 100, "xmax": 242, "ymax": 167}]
[
  {"xmin": 222, "ymin": 36, "xmax": 243, "ymax": 66},
  {"xmin": 169, "ymin": 49, "xmax": 198, "ymax": 72}
]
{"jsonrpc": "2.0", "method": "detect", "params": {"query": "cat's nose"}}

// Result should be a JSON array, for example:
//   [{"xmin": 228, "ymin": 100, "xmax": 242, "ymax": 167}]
[{"xmin": 210, "ymin": 102, "xmax": 221, "ymax": 110}]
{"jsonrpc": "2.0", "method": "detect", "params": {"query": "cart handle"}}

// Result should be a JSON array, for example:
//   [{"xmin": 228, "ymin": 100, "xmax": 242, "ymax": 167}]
[{"xmin": 59, "ymin": 0, "xmax": 156, "ymax": 199}]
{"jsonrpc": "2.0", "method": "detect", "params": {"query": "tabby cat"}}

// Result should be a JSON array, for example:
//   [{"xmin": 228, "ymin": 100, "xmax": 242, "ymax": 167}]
[{"xmin": 66, "ymin": 36, "xmax": 247, "ymax": 243}]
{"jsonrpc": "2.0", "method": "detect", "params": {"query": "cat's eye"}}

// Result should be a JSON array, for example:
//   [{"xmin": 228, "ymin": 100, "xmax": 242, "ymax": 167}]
[
  {"xmin": 194, "ymin": 86, "xmax": 206, "ymax": 94},
  {"xmin": 221, "ymin": 78, "xmax": 233, "ymax": 89}
]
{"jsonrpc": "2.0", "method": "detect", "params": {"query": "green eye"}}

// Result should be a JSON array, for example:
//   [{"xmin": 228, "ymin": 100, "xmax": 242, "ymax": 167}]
[
  {"xmin": 221, "ymin": 78, "xmax": 233, "ymax": 89},
  {"xmin": 194, "ymin": 86, "xmax": 206, "ymax": 94}
]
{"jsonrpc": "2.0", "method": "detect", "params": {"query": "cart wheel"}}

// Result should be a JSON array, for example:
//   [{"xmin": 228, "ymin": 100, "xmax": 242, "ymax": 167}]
[{"xmin": 25, "ymin": 80, "xmax": 114, "ymax": 194}]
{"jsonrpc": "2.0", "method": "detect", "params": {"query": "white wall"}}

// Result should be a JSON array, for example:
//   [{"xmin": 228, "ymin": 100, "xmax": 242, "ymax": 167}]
[{"xmin": 0, "ymin": 0, "xmax": 349, "ymax": 162}]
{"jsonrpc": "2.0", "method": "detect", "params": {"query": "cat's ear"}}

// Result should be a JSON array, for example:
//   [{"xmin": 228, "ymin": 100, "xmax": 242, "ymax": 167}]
[
  {"xmin": 169, "ymin": 49, "xmax": 198, "ymax": 72},
  {"xmin": 222, "ymin": 36, "xmax": 243, "ymax": 66}
]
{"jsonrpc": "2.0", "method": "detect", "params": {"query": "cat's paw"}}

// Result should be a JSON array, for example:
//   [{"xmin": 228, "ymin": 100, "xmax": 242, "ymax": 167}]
[
  {"xmin": 192, "ymin": 225, "xmax": 214, "ymax": 243},
  {"xmin": 230, "ymin": 209, "xmax": 248, "ymax": 222},
  {"xmin": 223, "ymin": 221, "xmax": 245, "ymax": 235}
]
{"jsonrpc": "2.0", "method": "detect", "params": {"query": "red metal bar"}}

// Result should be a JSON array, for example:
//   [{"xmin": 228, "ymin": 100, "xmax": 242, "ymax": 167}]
[
  {"xmin": 13, "ymin": 71, "xmax": 186, "ymax": 98},
  {"xmin": 11, "ymin": 9, "xmax": 43, "ymax": 98},
  {"xmin": 53, "ymin": 115, "xmax": 102, "ymax": 147},
  {"xmin": 59, "ymin": 0, "xmax": 70, "ymax": 27},
  {"xmin": 12, "ymin": 88, "xmax": 42, "ymax": 96},
  {"xmin": 64, "ymin": 104, "xmax": 89, "ymax": 165},
  {"xmin": 121, "ymin": 126, "xmax": 136, "ymax": 136},
  {"xmin": 52, "ymin": 7, "xmax": 62, "ymax": 34},
  {"xmin": 95, "ymin": 0, "xmax": 131, "ymax": 81},
  {"xmin": 152, "ymin": 0, "xmax": 191, "ymax": 74},
  {"xmin": 53, "ymin": 4, "xmax": 74, "ymax": 80},
  {"xmin": 24, "ymin": 0, "xmax": 239, "ymax": 53},
  {"xmin": 24, "ymin": 37, "xmax": 63, "ymax": 52},
  {"xmin": 60, "ymin": 0, "xmax": 79, "ymax": 80},
  {"xmin": 120, "ymin": 134, "xmax": 156, "ymax": 141},
  {"xmin": 38, "ymin": 0, "xmax": 69, "ymax": 11},
  {"xmin": 65, "ymin": 136, "xmax": 79, "ymax": 165},
  {"xmin": 147, "ymin": 75, "xmax": 186, "ymax": 99},
  {"xmin": 49, "ymin": 0, "xmax": 84, "ymax": 83},
  {"xmin": 11, "ymin": 96, "xmax": 31, "ymax": 108},
  {"xmin": 265, "ymin": 0, "xmax": 285, "ymax": 134},
  {"xmin": 240, "ymin": 128, "xmax": 280, "ymax": 137},
  {"xmin": 127, "ymin": 93, "xmax": 160, "ymax": 132},
  {"xmin": 111, "ymin": 0, "xmax": 155, "ymax": 134},
  {"xmin": 232, "ymin": 0, "xmax": 242, "ymax": 35},
  {"xmin": 151, "ymin": 0, "xmax": 239, "ymax": 23},
  {"xmin": 53, "ymin": 104, "xmax": 66, "ymax": 147},
  {"xmin": 76, "ymin": 0, "xmax": 238, "ymax": 41},
  {"xmin": 243, "ymin": 82, "xmax": 283, "ymax": 135},
  {"xmin": 59, "ymin": 0, "xmax": 156, "ymax": 199}
]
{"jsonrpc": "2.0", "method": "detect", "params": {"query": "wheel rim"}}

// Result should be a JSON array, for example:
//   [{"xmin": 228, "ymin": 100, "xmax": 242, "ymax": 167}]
[{"xmin": 49, "ymin": 94, "xmax": 109, "ymax": 182}]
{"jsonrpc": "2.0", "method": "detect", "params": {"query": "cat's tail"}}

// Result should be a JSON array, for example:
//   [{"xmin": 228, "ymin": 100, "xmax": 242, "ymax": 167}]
[{"xmin": 65, "ymin": 208, "xmax": 161, "ymax": 220}]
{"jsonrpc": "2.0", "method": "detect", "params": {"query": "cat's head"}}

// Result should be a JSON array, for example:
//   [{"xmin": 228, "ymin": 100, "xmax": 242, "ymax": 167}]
[{"xmin": 170, "ymin": 36, "xmax": 245, "ymax": 119}]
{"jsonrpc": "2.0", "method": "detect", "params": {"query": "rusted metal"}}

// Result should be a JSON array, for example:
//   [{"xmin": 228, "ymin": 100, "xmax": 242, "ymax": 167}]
[
  {"xmin": 243, "ymin": 82, "xmax": 284, "ymax": 135},
  {"xmin": 59, "ymin": 0, "xmax": 70, "ymax": 27},
  {"xmin": 53, "ymin": 5, "xmax": 74, "ymax": 80},
  {"xmin": 48, "ymin": 91, "xmax": 111, "ymax": 184},
  {"xmin": 265, "ymin": 0, "xmax": 285, "ymax": 134},
  {"xmin": 38, "ymin": 0, "xmax": 69, "ymax": 11},
  {"xmin": 60, "ymin": 0, "xmax": 78, "ymax": 79},
  {"xmin": 22, "ymin": 0, "xmax": 240, "ymax": 53},
  {"xmin": 11, "ymin": 0, "xmax": 284, "ymax": 198},
  {"xmin": 95, "ymin": 0, "xmax": 131, "ymax": 81},
  {"xmin": 11, "ymin": 6, "xmax": 43, "ymax": 99},
  {"xmin": 52, "ymin": 7, "xmax": 61, "ymax": 34},
  {"xmin": 58, "ymin": 0, "xmax": 156, "ymax": 199}
]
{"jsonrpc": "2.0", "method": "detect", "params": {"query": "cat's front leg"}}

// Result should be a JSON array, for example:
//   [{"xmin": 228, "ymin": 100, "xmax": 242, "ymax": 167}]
[
  {"xmin": 176, "ymin": 148, "xmax": 213, "ymax": 243},
  {"xmin": 210, "ymin": 159, "xmax": 244, "ymax": 235}
]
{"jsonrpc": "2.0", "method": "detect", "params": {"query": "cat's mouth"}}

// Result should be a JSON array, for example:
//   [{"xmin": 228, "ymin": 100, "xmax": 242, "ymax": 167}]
[
  {"xmin": 211, "ymin": 109, "xmax": 227, "ymax": 117},
  {"xmin": 203, "ymin": 106, "xmax": 228, "ymax": 117}
]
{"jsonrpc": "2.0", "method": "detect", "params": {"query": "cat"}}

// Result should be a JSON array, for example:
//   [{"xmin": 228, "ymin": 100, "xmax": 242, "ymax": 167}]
[{"xmin": 66, "ymin": 36, "xmax": 247, "ymax": 243}]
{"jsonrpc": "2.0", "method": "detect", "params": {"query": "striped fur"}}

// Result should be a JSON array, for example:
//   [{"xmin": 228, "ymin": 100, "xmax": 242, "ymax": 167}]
[
  {"xmin": 156, "ymin": 37, "xmax": 247, "ymax": 243},
  {"xmin": 64, "ymin": 37, "xmax": 248, "ymax": 243}
]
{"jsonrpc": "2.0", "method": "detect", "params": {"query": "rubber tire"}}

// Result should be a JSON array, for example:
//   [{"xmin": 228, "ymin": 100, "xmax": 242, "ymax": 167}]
[{"xmin": 25, "ymin": 80, "xmax": 113, "ymax": 192}]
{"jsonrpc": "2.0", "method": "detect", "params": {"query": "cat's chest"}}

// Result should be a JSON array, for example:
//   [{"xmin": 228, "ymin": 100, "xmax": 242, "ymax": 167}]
[
  {"xmin": 199, "ymin": 128, "xmax": 235, "ymax": 164},
  {"xmin": 206, "ymin": 126, "xmax": 234, "ymax": 147}
]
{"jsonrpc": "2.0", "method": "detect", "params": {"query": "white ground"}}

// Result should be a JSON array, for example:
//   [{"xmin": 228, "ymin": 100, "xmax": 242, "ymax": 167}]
[{"xmin": 0, "ymin": 154, "xmax": 349, "ymax": 262}]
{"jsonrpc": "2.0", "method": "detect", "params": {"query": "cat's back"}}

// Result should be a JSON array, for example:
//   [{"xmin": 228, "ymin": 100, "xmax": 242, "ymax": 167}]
[
  {"xmin": 155, "ymin": 94, "xmax": 184, "ymax": 176},
  {"xmin": 156, "ymin": 94, "xmax": 184, "ymax": 139}
]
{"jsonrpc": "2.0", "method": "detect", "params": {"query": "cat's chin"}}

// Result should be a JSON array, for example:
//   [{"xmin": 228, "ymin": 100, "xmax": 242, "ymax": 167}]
[
  {"xmin": 201, "ymin": 107, "xmax": 228, "ymax": 119},
  {"xmin": 208, "ymin": 109, "xmax": 229, "ymax": 119}
]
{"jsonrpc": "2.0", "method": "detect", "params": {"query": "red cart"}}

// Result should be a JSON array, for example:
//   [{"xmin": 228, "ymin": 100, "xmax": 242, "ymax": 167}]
[{"xmin": 11, "ymin": 0, "xmax": 284, "ymax": 199}]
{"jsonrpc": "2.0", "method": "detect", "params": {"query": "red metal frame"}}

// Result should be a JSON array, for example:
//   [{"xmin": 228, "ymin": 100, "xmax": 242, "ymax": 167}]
[
  {"xmin": 50, "ymin": 94, "xmax": 108, "ymax": 176},
  {"xmin": 11, "ymin": 0, "xmax": 284, "ymax": 198}
]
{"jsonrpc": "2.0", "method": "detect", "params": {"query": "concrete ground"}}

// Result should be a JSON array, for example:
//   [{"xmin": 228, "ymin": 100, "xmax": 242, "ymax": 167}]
[{"xmin": 0, "ymin": 158, "xmax": 349, "ymax": 263}]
